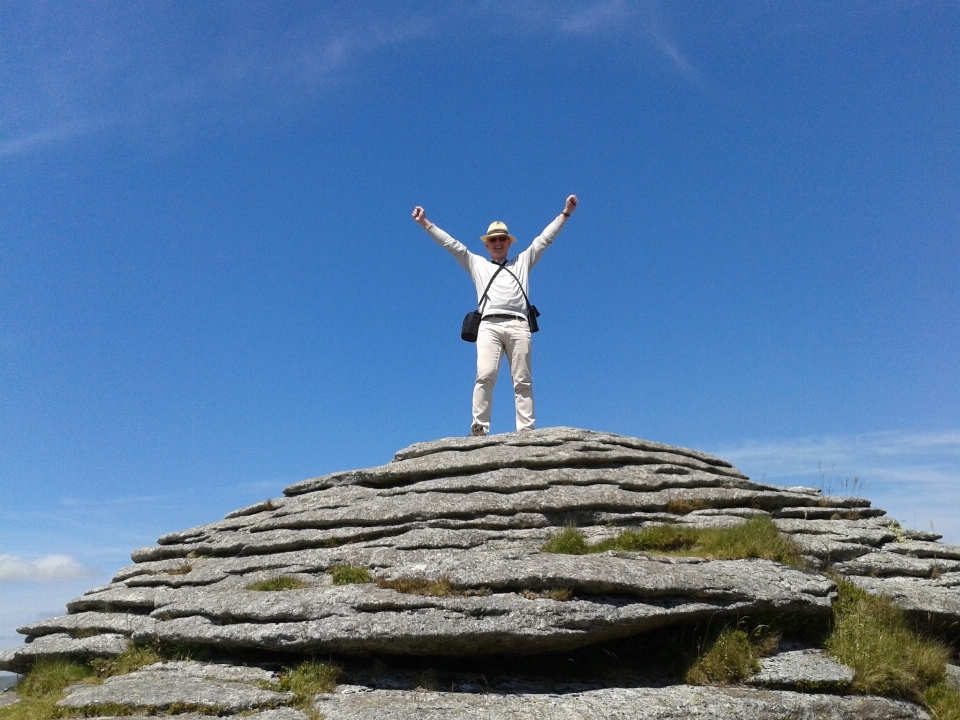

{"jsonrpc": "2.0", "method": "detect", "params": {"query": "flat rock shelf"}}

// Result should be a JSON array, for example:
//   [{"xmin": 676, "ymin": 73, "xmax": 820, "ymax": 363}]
[{"xmin": 3, "ymin": 427, "xmax": 957, "ymax": 719}]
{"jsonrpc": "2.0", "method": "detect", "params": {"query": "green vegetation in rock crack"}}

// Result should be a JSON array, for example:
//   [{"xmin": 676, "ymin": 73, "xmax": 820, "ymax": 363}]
[
  {"xmin": 375, "ymin": 576, "xmax": 490, "ymax": 597},
  {"xmin": 522, "ymin": 588, "xmax": 573, "ymax": 601},
  {"xmin": 328, "ymin": 564, "xmax": 372, "ymax": 585},
  {"xmin": 664, "ymin": 498, "xmax": 710, "ymax": 515},
  {"xmin": 542, "ymin": 516, "xmax": 805, "ymax": 567},
  {"xmin": 885, "ymin": 519, "xmax": 909, "ymax": 543},
  {"xmin": 685, "ymin": 625, "xmax": 780, "ymax": 686},
  {"xmin": 0, "ymin": 659, "xmax": 95, "ymax": 720},
  {"xmin": 830, "ymin": 512, "xmax": 862, "ymax": 521},
  {"xmin": 826, "ymin": 577, "xmax": 959, "ymax": 719},
  {"xmin": 276, "ymin": 661, "xmax": 341, "ymax": 713},
  {"xmin": 246, "ymin": 576, "xmax": 310, "ymax": 591},
  {"xmin": 412, "ymin": 668, "xmax": 439, "ymax": 691},
  {"xmin": 88, "ymin": 643, "xmax": 163, "ymax": 678},
  {"xmin": 71, "ymin": 629, "xmax": 100, "ymax": 639},
  {"xmin": 540, "ymin": 525, "xmax": 588, "ymax": 554},
  {"xmin": 164, "ymin": 564, "xmax": 192, "ymax": 576}
]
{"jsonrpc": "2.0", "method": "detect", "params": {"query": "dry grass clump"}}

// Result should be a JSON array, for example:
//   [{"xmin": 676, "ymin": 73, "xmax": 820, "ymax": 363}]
[
  {"xmin": 826, "ymin": 579, "xmax": 958, "ymax": 718},
  {"xmin": 246, "ymin": 576, "xmax": 310, "ymax": 591},
  {"xmin": 543, "ymin": 517, "xmax": 804, "ymax": 567},
  {"xmin": 665, "ymin": 498, "xmax": 710, "ymax": 515},
  {"xmin": 276, "ymin": 661, "xmax": 341, "ymax": 712},
  {"xmin": 328, "ymin": 564, "xmax": 372, "ymax": 585},
  {"xmin": 164, "ymin": 565, "xmax": 192, "ymax": 576},
  {"xmin": 521, "ymin": 588, "xmax": 573, "ymax": 601},
  {"xmin": 375, "ymin": 576, "xmax": 490, "ymax": 597}
]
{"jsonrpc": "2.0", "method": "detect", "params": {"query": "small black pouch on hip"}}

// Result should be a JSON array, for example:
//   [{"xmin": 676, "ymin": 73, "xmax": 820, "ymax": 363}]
[
  {"xmin": 461, "ymin": 310, "xmax": 482, "ymax": 342},
  {"xmin": 527, "ymin": 305, "xmax": 541, "ymax": 333}
]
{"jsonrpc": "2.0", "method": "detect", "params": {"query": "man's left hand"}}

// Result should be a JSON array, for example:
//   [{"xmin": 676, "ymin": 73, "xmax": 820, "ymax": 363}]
[{"xmin": 564, "ymin": 195, "xmax": 578, "ymax": 215}]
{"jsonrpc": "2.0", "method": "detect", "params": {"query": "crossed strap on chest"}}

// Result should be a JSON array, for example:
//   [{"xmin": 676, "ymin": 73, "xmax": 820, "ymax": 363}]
[{"xmin": 476, "ymin": 261, "xmax": 534, "ymax": 319}]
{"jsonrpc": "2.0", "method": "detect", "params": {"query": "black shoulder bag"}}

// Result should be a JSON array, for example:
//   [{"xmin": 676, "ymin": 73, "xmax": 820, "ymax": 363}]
[{"xmin": 461, "ymin": 264, "xmax": 506, "ymax": 342}]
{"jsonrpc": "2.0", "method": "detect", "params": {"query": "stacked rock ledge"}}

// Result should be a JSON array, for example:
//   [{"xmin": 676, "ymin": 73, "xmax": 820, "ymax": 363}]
[{"xmin": 2, "ymin": 427, "xmax": 957, "ymax": 720}]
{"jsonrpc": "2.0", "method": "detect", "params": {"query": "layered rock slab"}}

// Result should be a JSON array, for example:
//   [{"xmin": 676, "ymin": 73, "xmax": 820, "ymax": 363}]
[
  {"xmin": 312, "ymin": 685, "xmax": 929, "ymax": 720},
  {"xmin": 57, "ymin": 661, "xmax": 291, "ymax": 714}
]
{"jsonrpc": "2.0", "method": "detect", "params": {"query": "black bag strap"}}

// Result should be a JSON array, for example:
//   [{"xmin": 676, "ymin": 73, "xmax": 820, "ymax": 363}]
[
  {"xmin": 499, "ymin": 264, "xmax": 534, "ymax": 315},
  {"xmin": 476, "ymin": 263, "xmax": 507, "ymax": 314}
]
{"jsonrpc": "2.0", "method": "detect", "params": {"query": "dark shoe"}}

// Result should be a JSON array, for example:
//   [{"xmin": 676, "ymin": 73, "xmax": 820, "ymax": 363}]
[{"xmin": 470, "ymin": 424, "xmax": 487, "ymax": 437}]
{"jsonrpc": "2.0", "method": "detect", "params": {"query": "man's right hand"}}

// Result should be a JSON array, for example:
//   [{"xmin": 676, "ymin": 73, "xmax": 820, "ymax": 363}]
[{"xmin": 412, "ymin": 206, "xmax": 430, "ymax": 228}]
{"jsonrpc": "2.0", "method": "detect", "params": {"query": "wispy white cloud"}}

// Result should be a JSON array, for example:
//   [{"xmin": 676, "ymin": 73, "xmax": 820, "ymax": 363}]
[
  {"xmin": 0, "ymin": 6, "xmax": 431, "ymax": 160},
  {"xmin": 711, "ymin": 429, "xmax": 960, "ymax": 543},
  {"xmin": 0, "ymin": 554, "xmax": 96, "ymax": 583},
  {"xmin": 715, "ymin": 430, "xmax": 960, "ymax": 483},
  {"xmin": 560, "ymin": 0, "xmax": 632, "ymax": 34},
  {"xmin": 0, "ymin": 120, "xmax": 105, "ymax": 158}
]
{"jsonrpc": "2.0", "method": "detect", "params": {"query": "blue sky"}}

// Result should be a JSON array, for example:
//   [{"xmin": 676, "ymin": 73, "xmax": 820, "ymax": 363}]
[{"xmin": 2, "ymin": 1, "xmax": 958, "ymax": 655}]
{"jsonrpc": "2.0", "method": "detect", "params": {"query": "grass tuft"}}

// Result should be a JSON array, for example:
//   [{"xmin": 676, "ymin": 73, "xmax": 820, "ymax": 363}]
[
  {"xmin": 685, "ymin": 629, "xmax": 760, "ymax": 685},
  {"xmin": 826, "ymin": 579, "xmax": 951, "ymax": 703},
  {"xmin": 329, "ymin": 564, "xmax": 372, "ymax": 585},
  {"xmin": 0, "ymin": 659, "xmax": 95, "ymax": 720},
  {"xmin": 246, "ymin": 576, "xmax": 310, "ymax": 591},
  {"xmin": 543, "ymin": 517, "xmax": 805, "ymax": 567},
  {"xmin": 277, "ymin": 661, "xmax": 341, "ymax": 711},
  {"xmin": 924, "ymin": 680, "xmax": 960, "ymax": 720},
  {"xmin": 685, "ymin": 625, "xmax": 779, "ymax": 686},
  {"xmin": 164, "ymin": 564, "xmax": 192, "ymax": 576},
  {"xmin": 541, "ymin": 525, "xmax": 589, "ymax": 555}
]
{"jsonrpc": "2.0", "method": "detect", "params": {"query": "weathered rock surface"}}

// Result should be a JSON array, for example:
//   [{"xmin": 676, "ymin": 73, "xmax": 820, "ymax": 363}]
[
  {"xmin": 311, "ymin": 684, "xmax": 929, "ymax": 719},
  {"xmin": 3, "ymin": 427, "xmax": 957, "ymax": 719},
  {"xmin": 746, "ymin": 648, "xmax": 854, "ymax": 691}
]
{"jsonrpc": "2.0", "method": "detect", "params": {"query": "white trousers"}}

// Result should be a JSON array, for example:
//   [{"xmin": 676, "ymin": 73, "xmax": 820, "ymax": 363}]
[{"xmin": 472, "ymin": 317, "xmax": 534, "ymax": 432}]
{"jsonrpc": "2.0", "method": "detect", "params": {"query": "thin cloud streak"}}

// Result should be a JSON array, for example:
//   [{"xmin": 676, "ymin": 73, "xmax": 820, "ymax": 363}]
[
  {"xmin": 560, "ymin": 0, "xmax": 632, "ymax": 34},
  {"xmin": 0, "ymin": 121, "xmax": 101, "ymax": 158},
  {"xmin": 712, "ymin": 429, "xmax": 960, "ymax": 543},
  {"xmin": 0, "ymin": 554, "xmax": 96, "ymax": 584}
]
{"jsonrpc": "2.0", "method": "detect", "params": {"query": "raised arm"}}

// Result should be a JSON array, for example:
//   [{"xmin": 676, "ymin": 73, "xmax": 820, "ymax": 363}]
[
  {"xmin": 412, "ymin": 205, "xmax": 473, "ymax": 272},
  {"xmin": 520, "ymin": 194, "xmax": 578, "ymax": 268}
]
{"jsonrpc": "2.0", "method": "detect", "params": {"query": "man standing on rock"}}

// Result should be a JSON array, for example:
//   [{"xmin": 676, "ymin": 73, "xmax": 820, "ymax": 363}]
[{"xmin": 412, "ymin": 195, "xmax": 578, "ymax": 436}]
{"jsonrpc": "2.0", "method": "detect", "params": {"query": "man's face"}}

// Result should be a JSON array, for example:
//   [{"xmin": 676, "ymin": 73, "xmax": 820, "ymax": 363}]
[{"xmin": 484, "ymin": 235, "xmax": 510, "ymax": 262}]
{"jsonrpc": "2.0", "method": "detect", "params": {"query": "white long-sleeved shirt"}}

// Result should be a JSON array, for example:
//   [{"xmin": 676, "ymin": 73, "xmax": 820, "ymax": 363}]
[{"xmin": 426, "ymin": 215, "xmax": 566, "ymax": 319}]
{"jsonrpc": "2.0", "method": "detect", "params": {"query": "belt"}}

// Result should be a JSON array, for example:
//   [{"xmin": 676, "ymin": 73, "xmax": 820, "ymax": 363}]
[{"xmin": 483, "ymin": 314, "xmax": 525, "ymax": 322}]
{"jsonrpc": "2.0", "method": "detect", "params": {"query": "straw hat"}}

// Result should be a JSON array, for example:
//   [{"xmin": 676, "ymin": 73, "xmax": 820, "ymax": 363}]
[{"xmin": 480, "ymin": 221, "xmax": 516, "ymax": 244}]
